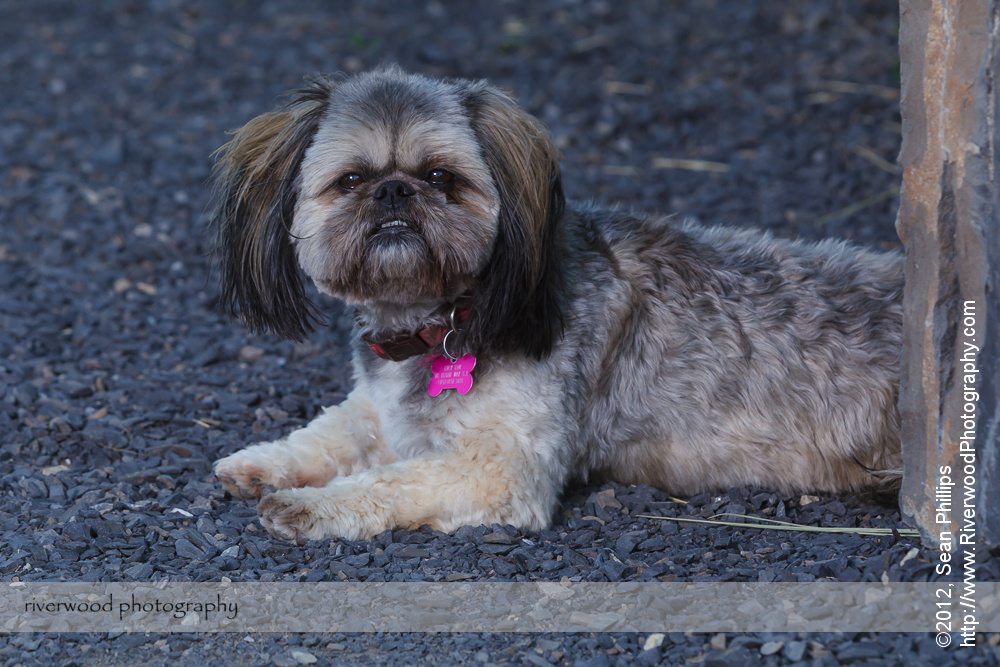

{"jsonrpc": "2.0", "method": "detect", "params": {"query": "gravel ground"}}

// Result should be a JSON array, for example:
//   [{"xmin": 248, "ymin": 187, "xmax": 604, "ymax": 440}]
[{"xmin": 1, "ymin": 0, "xmax": 997, "ymax": 665}]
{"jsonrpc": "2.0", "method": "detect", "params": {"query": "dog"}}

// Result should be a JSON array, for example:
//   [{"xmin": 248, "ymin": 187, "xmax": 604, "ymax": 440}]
[{"xmin": 210, "ymin": 66, "xmax": 903, "ymax": 544}]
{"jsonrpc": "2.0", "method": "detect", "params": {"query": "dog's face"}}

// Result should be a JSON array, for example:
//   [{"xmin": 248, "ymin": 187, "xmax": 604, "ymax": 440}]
[
  {"xmin": 212, "ymin": 67, "xmax": 565, "ymax": 358},
  {"xmin": 293, "ymin": 75, "xmax": 500, "ymax": 304}
]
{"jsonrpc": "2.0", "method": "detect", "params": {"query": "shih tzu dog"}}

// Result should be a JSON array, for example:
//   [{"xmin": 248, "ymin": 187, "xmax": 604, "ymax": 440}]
[{"xmin": 211, "ymin": 65, "xmax": 903, "ymax": 544}]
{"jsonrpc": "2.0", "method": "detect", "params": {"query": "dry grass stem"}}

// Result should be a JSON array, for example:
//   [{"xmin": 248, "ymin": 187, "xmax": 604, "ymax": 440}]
[
  {"xmin": 814, "ymin": 185, "xmax": 900, "ymax": 225},
  {"xmin": 638, "ymin": 512, "xmax": 921, "ymax": 538},
  {"xmin": 851, "ymin": 144, "xmax": 901, "ymax": 174},
  {"xmin": 652, "ymin": 157, "xmax": 730, "ymax": 173}
]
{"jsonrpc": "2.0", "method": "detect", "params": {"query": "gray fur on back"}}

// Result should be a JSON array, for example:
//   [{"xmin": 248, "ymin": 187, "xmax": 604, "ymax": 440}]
[{"xmin": 553, "ymin": 202, "xmax": 903, "ymax": 494}]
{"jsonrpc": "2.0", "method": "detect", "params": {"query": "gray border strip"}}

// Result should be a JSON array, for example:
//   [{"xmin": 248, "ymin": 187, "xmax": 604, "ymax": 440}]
[{"xmin": 4, "ymin": 582, "xmax": 998, "ymax": 633}]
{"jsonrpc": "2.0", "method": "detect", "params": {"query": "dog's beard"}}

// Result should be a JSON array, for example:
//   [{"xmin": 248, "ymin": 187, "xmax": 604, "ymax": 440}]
[
  {"xmin": 356, "ymin": 224, "xmax": 443, "ymax": 302},
  {"xmin": 303, "ymin": 223, "xmax": 455, "ymax": 305},
  {"xmin": 298, "ymin": 200, "xmax": 496, "ymax": 305},
  {"xmin": 308, "ymin": 233, "xmax": 440, "ymax": 304},
  {"xmin": 365, "ymin": 227, "xmax": 427, "ymax": 262}
]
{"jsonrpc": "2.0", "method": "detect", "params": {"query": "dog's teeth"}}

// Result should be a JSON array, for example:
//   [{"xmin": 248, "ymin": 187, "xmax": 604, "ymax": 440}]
[{"xmin": 381, "ymin": 220, "xmax": 409, "ymax": 229}]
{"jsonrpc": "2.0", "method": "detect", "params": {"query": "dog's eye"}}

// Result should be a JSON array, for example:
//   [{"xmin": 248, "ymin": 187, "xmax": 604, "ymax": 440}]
[
  {"xmin": 338, "ymin": 173, "xmax": 364, "ymax": 190},
  {"xmin": 427, "ymin": 169, "xmax": 453, "ymax": 184}
]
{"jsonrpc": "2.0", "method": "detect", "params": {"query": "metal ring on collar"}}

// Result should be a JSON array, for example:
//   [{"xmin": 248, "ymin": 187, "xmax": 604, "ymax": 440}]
[{"xmin": 441, "ymin": 329, "xmax": 458, "ymax": 363}]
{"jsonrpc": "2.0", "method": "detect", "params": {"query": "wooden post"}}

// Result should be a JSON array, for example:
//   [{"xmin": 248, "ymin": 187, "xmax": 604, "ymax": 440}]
[{"xmin": 896, "ymin": 0, "xmax": 999, "ymax": 549}]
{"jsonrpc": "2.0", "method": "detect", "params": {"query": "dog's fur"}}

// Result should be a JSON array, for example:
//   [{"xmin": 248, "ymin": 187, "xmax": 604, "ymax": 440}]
[{"xmin": 211, "ymin": 66, "xmax": 903, "ymax": 543}]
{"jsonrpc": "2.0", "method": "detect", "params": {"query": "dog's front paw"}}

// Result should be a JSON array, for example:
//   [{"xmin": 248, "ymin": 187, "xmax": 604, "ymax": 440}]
[
  {"xmin": 214, "ymin": 454, "xmax": 274, "ymax": 499},
  {"xmin": 256, "ymin": 485, "xmax": 387, "ymax": 543},
  {"xmin": 257, "ymin": 490, "xmax": 319, "ymax": 545}
]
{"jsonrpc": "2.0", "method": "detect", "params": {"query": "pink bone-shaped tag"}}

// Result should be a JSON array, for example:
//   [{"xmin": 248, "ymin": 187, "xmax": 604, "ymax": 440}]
[{"xmin": 427, "ymin": 354, "xmax": 477, "ymax": 396}]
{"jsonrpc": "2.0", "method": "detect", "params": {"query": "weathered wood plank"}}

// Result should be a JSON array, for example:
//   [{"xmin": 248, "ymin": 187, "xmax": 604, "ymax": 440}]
[{"xmin": 896, "ymin": 0, "xmax": 999, "ymax": 548}]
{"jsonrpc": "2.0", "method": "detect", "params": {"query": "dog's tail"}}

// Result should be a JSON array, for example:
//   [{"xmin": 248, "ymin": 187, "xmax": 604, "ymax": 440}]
[{"xmin": 851, "ymin": 454, "xmax": 903, "ymax": 505}]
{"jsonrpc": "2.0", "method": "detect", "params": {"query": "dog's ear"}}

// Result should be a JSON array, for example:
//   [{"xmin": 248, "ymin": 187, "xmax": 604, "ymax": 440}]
[
  {"xmin": 211, "ymin": 77, "xmax": 332, "ymax": 341},
  {"xmin": 461, "ymin": 84, "xmax": 566, "ymax": 359}
]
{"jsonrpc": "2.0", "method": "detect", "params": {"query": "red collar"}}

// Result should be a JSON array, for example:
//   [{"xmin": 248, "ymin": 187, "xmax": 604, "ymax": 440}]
[{"xmin": 359, "ymin": 299, "xmax": 472, "ymax": 362}]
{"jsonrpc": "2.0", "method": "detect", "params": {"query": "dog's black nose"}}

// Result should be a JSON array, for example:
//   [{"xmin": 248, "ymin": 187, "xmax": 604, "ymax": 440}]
[{"xmin": 373, "ymin": 180, "xmax": 415, "ymax": 207}]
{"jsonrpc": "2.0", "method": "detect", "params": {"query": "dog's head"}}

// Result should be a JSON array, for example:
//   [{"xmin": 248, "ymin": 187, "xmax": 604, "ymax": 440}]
[{"xmin": 212, "ymin": 66, "xmax": 564, "ymax": 358}]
